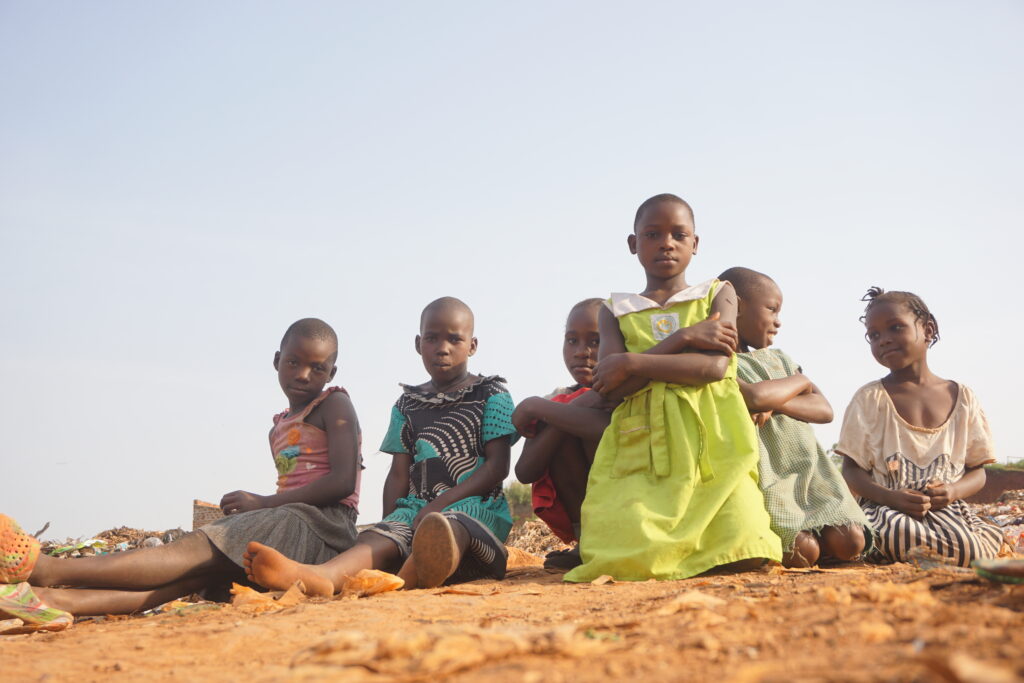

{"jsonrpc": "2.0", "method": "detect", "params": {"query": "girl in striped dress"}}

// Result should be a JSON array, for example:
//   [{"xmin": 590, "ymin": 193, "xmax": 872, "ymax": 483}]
[{"xmin": 837, "ymin": 288, "xmax": 1002, "ymax": 567}]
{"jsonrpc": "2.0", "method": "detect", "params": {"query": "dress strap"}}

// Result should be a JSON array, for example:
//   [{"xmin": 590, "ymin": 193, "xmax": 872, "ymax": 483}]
[{"xmin": 274, "ymin": 386, "xmax": 347, "ymax": 424}]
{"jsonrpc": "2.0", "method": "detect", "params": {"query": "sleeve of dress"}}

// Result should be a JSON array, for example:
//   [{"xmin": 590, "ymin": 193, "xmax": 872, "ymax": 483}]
[
  {"xmin": 482, "ymin": 390, "xmax": 520, "ymax": 446},
  {"xmin": 834, "ymin": 386, "xmax": 876, "ymax": 472},
  {"xmin": 379, "ymin": 404, "xmax": 410, "ymax": 455},
  {"xmin": 963, "ymin": 387, "xmax": 996, "ymax": 468}
]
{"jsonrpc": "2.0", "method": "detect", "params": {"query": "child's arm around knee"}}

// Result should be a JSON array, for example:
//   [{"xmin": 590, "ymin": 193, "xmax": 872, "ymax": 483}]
[
  {"xmin": 513, "ymin": 392, "xmax": 611, "ymax": 483},
  {"xmin": 411, "ymin": 436, "xmax": 511, "ymax": 528}
]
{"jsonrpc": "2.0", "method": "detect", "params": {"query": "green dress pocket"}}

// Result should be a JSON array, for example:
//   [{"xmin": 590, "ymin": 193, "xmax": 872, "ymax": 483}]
[{"xmin": 611, "ymin": 414, "xmax": 652, "ymax": 478}]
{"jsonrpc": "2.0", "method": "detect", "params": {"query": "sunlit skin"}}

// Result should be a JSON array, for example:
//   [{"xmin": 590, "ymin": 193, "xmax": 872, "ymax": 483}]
[
  {"xmin": 841, "ymin": 300, "xmax": 986, "ymax": 520},
  {"xmin": 246, "ymin": 300, "xmax": 512, "ymax": 594},
  {"xmin": 732, "ymin": 277, "xmax": 861, "ymax": 565}
]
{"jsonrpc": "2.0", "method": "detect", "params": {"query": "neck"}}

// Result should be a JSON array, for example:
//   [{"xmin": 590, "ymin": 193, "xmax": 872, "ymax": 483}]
[
  {"xmin": 430, "ymin": 370, "xmax": 474, "ymax": 394},
  {"xmin": 641, "ymin": 272, "xmax": 690, "ymax": 304},
  {"xmin": 884, "ymin": 358, "xmax": 935, "ymax": 386}
]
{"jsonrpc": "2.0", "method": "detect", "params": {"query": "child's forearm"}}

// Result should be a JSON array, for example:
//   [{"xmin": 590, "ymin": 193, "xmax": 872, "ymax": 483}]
[
  {"xmin": 629, "ymin": 352, "xmax": 730, "ymax": 386},
  {"xmin": 841, "ymin": 456, "xmax": 893, "ymax": 506},
  {"xmin": 528, "ymin": 400, "xmax": 611, "ymax": 442},
  {"xmin": 260, "ymin": 471, "xmax": 357, "ymax": 509},
  {"xmin": 515, "ymin": 426, "xmax": 566, "ymax": 484},
  {"xmin": 774, "ymin": 393, "xmax": 833, "ymax": 423},
  {"xmin": 382, "ymin": 466, "xmax": 410, "ymax": 518},
  {"xmin": 738, "ymin": 375, "xmax": 811, "ymax": 412},
  {"xmin": 951, "ymin": 466, "xmax": 987, "ymax": 500}
]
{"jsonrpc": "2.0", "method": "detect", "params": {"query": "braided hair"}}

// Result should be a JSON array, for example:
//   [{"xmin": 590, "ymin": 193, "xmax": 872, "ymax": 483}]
[{"xmin": 860, "ymin": 287, "xmax": 940, "ymax": 347}]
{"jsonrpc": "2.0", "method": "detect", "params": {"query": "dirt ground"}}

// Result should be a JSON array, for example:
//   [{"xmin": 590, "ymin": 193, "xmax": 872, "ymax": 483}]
[{"xmin": 4, "ymin": 556, "xmax": 1023, "ymax": 682}]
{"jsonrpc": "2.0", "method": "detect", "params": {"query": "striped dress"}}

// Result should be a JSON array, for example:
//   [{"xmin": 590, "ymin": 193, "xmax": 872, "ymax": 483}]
[{"xmin": 835, "ymin": 381, "xmax": 1002, "ymax": 567}]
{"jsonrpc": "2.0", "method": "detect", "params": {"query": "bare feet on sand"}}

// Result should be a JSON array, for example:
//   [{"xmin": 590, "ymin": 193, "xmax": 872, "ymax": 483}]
[{"xmin": 243, "ymin": 542, "xmax": 335, "ymax": 598}]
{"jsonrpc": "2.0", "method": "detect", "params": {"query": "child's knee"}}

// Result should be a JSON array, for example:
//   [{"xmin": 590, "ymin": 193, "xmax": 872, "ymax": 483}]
[
  {"xmin": 784, "ymin": 531, "xmax": 820, "ymax": 568},
  {"xmin": 820, "ymin": 525, "xmax": 865, "ymax": 561}
]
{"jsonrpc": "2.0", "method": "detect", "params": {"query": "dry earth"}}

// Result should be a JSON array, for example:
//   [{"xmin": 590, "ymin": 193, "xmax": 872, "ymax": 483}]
[{"xmin": 4, "ymin": 559, "xmax": 1023, "ymax": 682}]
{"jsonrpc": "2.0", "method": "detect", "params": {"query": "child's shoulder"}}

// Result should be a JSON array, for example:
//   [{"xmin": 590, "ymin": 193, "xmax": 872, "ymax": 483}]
[
  {"xmin": 848, "ymin": 379, "xmax": 887, "ymax": 406},
  {"xmin": 607, "ymin": 278, "xmax": 718, "ymax": 317}
]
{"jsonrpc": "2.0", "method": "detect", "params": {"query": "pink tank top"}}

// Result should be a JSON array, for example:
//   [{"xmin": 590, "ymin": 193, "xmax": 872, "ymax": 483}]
[{"xmin": 271, "ymin": 386, "xmax": 361, "ymax": 510}]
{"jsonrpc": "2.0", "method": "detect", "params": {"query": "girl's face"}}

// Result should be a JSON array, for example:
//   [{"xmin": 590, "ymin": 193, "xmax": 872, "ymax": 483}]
[
  {"xmin": 628, "ymin": 201, "xmax": 698, "ymax": 280},
  {"xmin": 563, "ymin": 305, "xmax": 600, "ymax": 387},
  {"xmin": 416, "ymin": 306, "xmax": 477, "ymax": 386},
  {"xmin": 274, "ymin": 335, "xmax": 338, "ymax": 410},
  {"xmin": 863, "ymin": 301, "xmax": 935, "ymax": 371}
]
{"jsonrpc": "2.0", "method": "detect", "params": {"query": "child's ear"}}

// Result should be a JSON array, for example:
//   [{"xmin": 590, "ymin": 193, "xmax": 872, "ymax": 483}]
[
  {"xmin": 923, "ymin": 320, "xmax": 937, "ymax": 345},
  {"xmin": 692, "ymin": 234, "xmax": 699, "ymax": 254},
  {"xmin": 469, "ymin": 337, "xmax": 478, "ymax": 356},
  {"xmin": 627, "ymin": 233, "xmax": 637, "ymax": 254},
  {"xmin": 273, "ymin": 351, "xmax": 281, "ymax": 370},
  {"xmin": 414, "ymin": 335, "xmax": 422, "ymax": 354},
  {"xmin": 735, "ymin": 295, "xmax": 745, "ymax": 316},
  {"xmin": 328, "ymin": 365, "xmax": 337, "ymax": 381}
]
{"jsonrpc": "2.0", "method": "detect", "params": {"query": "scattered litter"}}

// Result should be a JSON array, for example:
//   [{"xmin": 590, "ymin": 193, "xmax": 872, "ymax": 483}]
[
  {"xmin": 506, "ymin": 520, "xmax": 571, "ymax": 557},
  {"xmin": 506, "ymin": 546, "xmax": 544, "ymax": 568},
  {"xmin": 591, "ymin": 575, "xmax": 614, "ymax": 585},
  {"xmin": 338, "ymin": 569, "xmax": 403, "ymax": 598},
  {"xmin": 230, "ymin": 582, "xmax": 305, "ymax": 613},
  {"xmin": 41, "ymin": 526, "xmax": 186, "ymax": 559}
]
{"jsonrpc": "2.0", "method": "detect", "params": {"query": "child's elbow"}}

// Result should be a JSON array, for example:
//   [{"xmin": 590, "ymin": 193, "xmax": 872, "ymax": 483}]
[{"xmin": 703, "ymin": 356, "xmax": 730, "ymax": 383}]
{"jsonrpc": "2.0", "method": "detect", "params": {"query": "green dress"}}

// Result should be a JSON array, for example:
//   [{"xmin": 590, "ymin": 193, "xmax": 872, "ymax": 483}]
[
  {"xmin": 736, "ymin": 348, "xmax": 869, "ymax": 552},
  {"xmin": 565, "ymin": 280, "xmax": 782, "ymax": 582}
]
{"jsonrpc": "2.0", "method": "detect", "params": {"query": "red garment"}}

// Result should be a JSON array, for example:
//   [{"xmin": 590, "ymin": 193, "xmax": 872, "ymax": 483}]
[{"xmin": 530, "ymin": 386, "xmax": 590, "ymax": 544}]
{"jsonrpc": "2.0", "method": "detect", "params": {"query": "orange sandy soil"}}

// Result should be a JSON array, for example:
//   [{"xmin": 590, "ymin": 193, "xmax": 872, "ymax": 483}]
[{"xmin": 4, "ymin": 560, "xmax": 1023, "ymax": 682}]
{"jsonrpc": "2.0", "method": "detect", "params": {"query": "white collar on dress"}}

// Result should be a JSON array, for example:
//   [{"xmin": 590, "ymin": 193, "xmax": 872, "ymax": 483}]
[{"xmin": 606, "ymin": 279, "xmax": 717, "ymax": 317}]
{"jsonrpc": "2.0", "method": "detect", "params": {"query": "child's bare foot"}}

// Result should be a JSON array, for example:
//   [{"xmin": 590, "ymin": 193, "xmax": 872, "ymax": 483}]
[
  {"xmin": 243, "ymin": 542, "xmax": 334, "ymax": 598},
  {"xmin": 412, "ymin": 513, "xmax": 461, "ymax": 588}
]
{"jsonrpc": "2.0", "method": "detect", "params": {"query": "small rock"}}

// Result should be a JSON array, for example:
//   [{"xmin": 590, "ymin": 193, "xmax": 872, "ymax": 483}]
[{"xmin": 141, "ymin": 537, "xmax": 164, "ymax": 548}]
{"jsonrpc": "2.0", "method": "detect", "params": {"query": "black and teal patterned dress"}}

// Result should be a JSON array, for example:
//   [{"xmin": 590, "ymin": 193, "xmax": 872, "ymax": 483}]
[{"xmin": 374, "ymin": 375, "xmax": 517, "ymax": 581}]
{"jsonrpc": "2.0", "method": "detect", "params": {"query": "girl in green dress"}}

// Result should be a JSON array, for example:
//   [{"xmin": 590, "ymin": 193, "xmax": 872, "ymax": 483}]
[{"xmin": 564, "ymin": 194, "xmax": 781, "ymax": 582}]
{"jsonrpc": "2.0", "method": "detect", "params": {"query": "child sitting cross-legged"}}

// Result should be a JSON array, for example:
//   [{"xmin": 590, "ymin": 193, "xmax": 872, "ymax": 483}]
[
  {"xmin": 720, "ymin": 267, "xmax": 868, "ymax": 567},
  {"xmin": 246, "ymin": 297, "xmax": 518, "ymax": 593},
  {"xmin": 512, "ymin": 299, "xmax": 612, "ymax": 569}
]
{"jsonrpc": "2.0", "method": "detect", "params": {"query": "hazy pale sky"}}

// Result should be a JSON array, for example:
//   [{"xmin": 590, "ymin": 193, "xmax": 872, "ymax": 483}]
[{"xmin": 2, "ymin": 2, "xmax": 1021, "ymax": 539}]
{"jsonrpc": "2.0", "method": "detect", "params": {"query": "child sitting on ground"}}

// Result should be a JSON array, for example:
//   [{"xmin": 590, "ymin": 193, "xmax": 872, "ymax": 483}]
[
  {"xmin": 0, "ymin": 318, "xmax": 361, "ymax": 627},
  {"xmin": 838, "ymin": 287, "xmax": 1002, "ymax": 567},
  {"xmin": 564, "ymin": 194, "xmax": 782, "ymax": 583},
  {"xmin": 246, "ymin": 297, "xmax": 518, "ymax": 593},
  {"xmin": 512, "ymin": 299, "xmax": 612, "ymax": 569},
  {"xmin": 720, "ymin": 267, "xmax": 867, "ymax": 567}
]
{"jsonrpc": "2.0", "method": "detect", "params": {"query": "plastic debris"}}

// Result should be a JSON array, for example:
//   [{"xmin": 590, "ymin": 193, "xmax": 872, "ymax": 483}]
[
  {"xmin": 338, "ymin": 569, "xmax": 403, "ymax": 598},
  {"xmin": 230, "ymin": 582, "xmax": 305, "ymax": 613}
]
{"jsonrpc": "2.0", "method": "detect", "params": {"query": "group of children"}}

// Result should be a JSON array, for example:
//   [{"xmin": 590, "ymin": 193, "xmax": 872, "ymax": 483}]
[{"xmin": 0, "ymin": 193, "xmax": 1012, "ymax": 632}]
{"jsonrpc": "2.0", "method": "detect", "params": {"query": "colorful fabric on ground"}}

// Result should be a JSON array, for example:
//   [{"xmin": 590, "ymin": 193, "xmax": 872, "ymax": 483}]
[
  {"xmin": 531, "ymin": 386, "xmax": 590, "ymax": 544},
  {"xmin": 272, "ymin": 386, "xmax": 361, "ymax": 510},
  {"xmin": 836, "ymin": 381, "xmax": 1002, "ymax": 566},
  {"xmin": 736, "ymin": 348, "xmax": 870, "ymax": 552},
  {"xmin": 565, "ymin": 280, "xmax": 782, "ymax": 582},
  {"xmin": 0, "ymin": 515, "xmax": 40, "ymax": 584},
  {"xmin": 373, "ymin": 375, "xmax": 517, "ymax": 581}
]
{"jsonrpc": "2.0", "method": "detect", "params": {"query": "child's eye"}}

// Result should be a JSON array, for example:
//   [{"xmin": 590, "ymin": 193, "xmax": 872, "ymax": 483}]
[
  {"xmin": 288, "ymin": 360, "xmax": 298, "ymax": 367},
  {"xmin": 588, "ymin": 339, "xmax": 600, "ymax": 347},
  {"xmin": 566, "ymin": 336, "xmax": 578, "ymax": 344}
]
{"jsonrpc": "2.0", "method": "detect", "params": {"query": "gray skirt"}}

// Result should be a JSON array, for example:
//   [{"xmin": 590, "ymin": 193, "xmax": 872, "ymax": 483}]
[{"xmin": 199, "ymin": 502, "xmax": 359, "ymax": 568}]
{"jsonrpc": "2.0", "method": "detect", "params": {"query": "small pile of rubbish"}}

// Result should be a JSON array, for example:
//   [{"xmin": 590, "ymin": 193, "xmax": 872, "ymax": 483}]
[
  {"xmin": 40, "ymin": 526, "xmax": 186, "ymax": 559},
  {"xmin": 968, "ymin": 489, "xmax": 1024, "ymax": 554}
]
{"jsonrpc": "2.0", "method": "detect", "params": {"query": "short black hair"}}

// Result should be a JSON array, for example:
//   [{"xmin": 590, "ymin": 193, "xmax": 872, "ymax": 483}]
[
  {"xmin": 860, "ymin": 287, "xmax": 940, "ymax": 347},
  {"xmin": 633, "ymin": 193, "xmax": 695, "ymax": 230},
  {"xmin": 568, "ymin": 298, "xmax": 604, "ymax": 318},
  {"xmin": 280, "ymin": 318, "xmax": 339, "ymax": 357},
  {"xmin": 420, "ymin": 296, "xmax": 475, "ymax": 332},
  {"xmin": 718, "ymin": 267, "xmax": 776, "ymax": 300}
]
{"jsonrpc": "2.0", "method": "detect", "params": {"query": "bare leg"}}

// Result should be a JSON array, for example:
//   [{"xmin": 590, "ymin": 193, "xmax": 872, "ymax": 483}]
[
  {"xmin": 546, "ymin": 437, "xmax": 591, "ymax": 525},
  {"xmin": 783, "ymin": 531, "xmax": 821, "ymax": 568},
  {"xmin": 818, "ymin": 524, "xmax": 866, "ymax": 562},
  {"xmin": 35, "ymin": 575, "xmax": 210, "ymax": 617},
  {"xmin": 30, "ymin": 531, "xmax": 234, "ymax": 590},
  {"xmin": 244, "ymin": 531, "xmax": 401, "ymax": 598}
]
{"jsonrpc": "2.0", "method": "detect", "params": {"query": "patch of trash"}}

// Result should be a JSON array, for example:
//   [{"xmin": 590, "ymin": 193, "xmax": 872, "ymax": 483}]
[
  {"xmin": 967, "ymin": 488, "xmax": 1024, "ymax": 555},
  {"xmin": 506, "ymin": 519, "xmax": 571, "ymax": 557},
  {"xmin": 40, "ymin": 526, "xmax": 186, "ymax": 559}
]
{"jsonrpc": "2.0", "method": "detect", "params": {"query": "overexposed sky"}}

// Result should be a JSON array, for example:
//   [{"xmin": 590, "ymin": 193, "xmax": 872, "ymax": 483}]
[{"xmin": 2, "ymin": 2, "xmax": 1022, "ymax": 539}]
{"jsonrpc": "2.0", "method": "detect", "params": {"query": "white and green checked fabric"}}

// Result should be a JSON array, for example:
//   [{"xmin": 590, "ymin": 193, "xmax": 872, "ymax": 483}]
[{"xmin": 736, "ymin": 348, "xmax": 869, "ymax": 551}]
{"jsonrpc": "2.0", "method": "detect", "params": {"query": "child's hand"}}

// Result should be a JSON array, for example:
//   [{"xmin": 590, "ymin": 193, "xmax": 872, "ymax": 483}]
[
  {"xmin": 412, "ymin": 500, "xmax": 446, "ymax": 529},
  {"xmin": 593, "ymin": 353, "xmax": 633, "ymax": 395},
  {"xmin": 220, "ymin": 490, "xmax": 267, "ymax": 515},
  {"xmin": 924, "ymin": 481, "xmax": 957, "ymax": 512},
  {"xmin": 512, "ymin": 398, "xmax": 542, "ymax": 438},
  {"xmin": 682, "ymin": 312, "xmax": 738, "ymax": 354},
  {"xmin": 751, "ymin": 410, "xmax": 773, "ymax": 427},
  {"xmin": 886, "ymin": 488, "xmax": 931, "ymax": 519}
]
